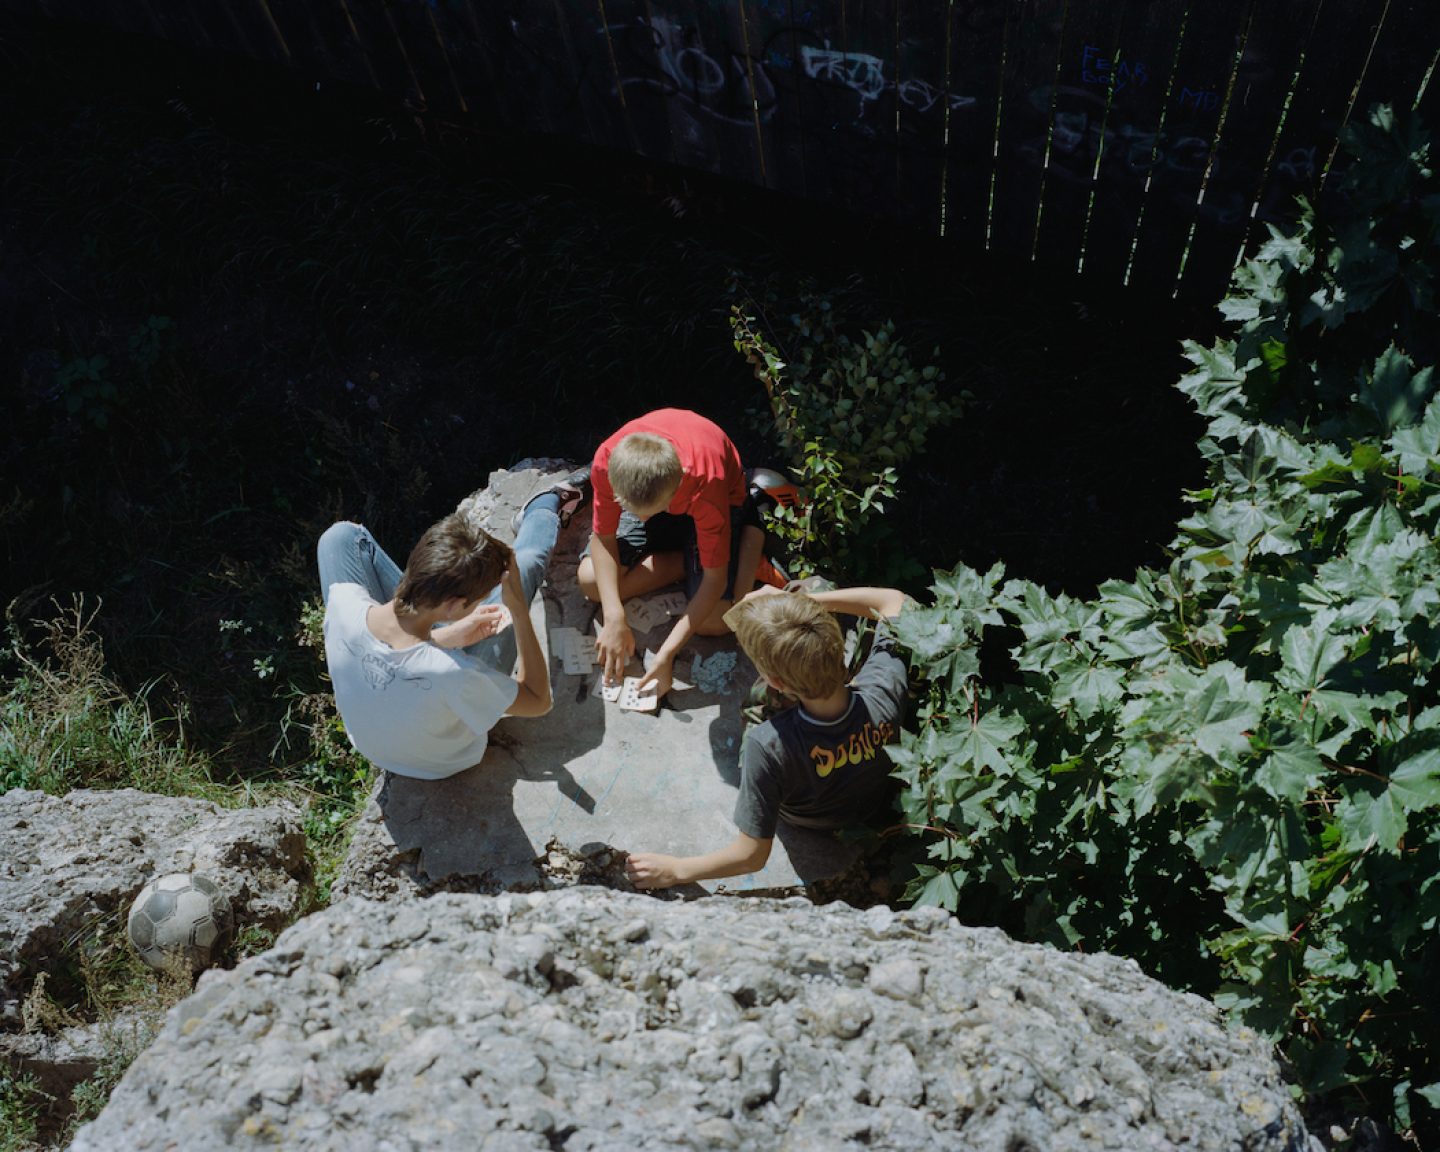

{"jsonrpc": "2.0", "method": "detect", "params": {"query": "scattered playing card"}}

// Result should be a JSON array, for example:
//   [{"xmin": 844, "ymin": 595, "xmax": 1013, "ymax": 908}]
[
  {"xmin": 549, "ymin": 627, "xmax": 596, "ymax": 674},
  {"xmin": 651, "ymin": 590, "xmax": 687, "ymax": 616},
  {"xmin": 624, "ymin": 597, "xmax": 668, "ymax": 632},
  {"xmin": 591, "ymin": 675, "xmax": 623, "ymax": 703}
]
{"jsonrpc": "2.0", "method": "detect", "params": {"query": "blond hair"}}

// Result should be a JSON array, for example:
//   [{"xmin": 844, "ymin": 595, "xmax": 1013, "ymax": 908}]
[
  {"xmin": 725, "ymin": 593, "xmax": 847, "ymax": 699},
  {"xmin": 608, "ymin": 432, "xmax": 682, "ymax": 511}
]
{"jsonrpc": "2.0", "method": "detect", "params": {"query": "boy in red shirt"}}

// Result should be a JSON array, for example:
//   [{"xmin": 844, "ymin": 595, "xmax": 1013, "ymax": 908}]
[{"xmin": 577, "ymin": 408, "xmax": 768, "ymax": 698}]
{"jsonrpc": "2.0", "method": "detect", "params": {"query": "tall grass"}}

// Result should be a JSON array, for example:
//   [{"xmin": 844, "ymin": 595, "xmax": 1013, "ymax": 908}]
[{"xmin": 1, "ymin": 599, "xmax": 227, "ymax": 801}]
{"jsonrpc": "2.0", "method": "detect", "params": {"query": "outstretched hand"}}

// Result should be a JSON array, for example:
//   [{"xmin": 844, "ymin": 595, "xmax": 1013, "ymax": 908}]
[
  {"xmin": 499, "ymin": 555, "xmax": 528, "ymax": 612},
  {"xmin": 625, "ymin": 851, "xmax": 683, "ymax": 890},
  {"xmin": 636, "ymin": 654, "xmax": 673, "ymax": 700}
]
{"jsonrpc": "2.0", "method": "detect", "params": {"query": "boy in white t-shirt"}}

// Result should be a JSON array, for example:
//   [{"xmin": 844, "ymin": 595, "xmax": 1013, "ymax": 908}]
[{"xmin": 316, "ymin": 469, "xmax": 589, "ymax": 779}]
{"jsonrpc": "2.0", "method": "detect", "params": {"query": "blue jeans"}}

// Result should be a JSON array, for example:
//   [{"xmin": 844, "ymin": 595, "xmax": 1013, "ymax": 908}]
[{"xmin": 316, "ymin": 494, "xmax": 560, "ymax": 673}]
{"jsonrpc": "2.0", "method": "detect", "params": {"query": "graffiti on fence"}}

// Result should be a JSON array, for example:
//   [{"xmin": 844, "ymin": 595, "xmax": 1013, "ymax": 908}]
[
  {"xmin": 799, "ymin": 45, "xmax": 888, "ymax": 110},
  {"xmin": 1018, "ymin": 81, "xmax": 1324, "ymax": 229},
  {"xmin": 601, "ymin": 14, "xmax": 979, "ymax": 133},
  {"xmin": 799, "ymin": 43, "xmax": 978, "ymax": 119},
  {"xmin": 604, "ymin": 15, "xmax": 778, "ymax": 127},
  {"xmin": 67, "ymin": 0, "xmax": 1427, "ymax": 296},
  {"xmin": 1031, "ymin": 86, "xmax": 1213, "ymax": 180},
  {"xmin": 1081, "ymin": 45, "xmax": 1150, "ymax": 93},
  {"xmin": 1177, "ymin": 86, "xmax": 1221, "ymax": 112},
  {"xmin": 1276, "ymin": 145, "xmax": 1317, "ymax": 182},
  {"xmin": 1079, "ymin": 45, "xmax": 1224, "ymax": 115}
]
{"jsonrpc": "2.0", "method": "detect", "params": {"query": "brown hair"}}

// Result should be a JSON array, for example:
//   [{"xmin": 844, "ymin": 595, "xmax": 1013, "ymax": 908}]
[
  {"xmin": 724, "ymin": 593, "xmax": 847, "ymax": 699},
  {"xmin": 393, "ymin": 513, "xmax": 511, "ymax": 615},
  {"xmin": 609, "ymin": 432, "xmax": 682, "ymax": 511}
]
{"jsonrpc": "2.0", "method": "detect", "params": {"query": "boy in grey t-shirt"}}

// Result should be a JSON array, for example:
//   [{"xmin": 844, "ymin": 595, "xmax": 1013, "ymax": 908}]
[{"xmin": 624, "ymin": 585, "xmax": 909, "ymax": 890}]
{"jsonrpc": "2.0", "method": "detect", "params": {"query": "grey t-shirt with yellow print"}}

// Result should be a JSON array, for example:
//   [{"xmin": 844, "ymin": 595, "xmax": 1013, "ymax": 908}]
[{"xmin": 732, "ymin": 630, "xmax": 907, "ymax": 840}]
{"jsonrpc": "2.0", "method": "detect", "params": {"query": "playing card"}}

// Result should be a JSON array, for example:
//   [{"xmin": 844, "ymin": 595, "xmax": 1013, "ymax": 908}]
[
  {"xmin": 549, "ymin": 627, "xmax": 596, "ymax": 674},
  {"xmin": 617, "ymin": 677, "xmax": 659, "ymax": 712},
  {"xmin": 624, "ymin": 597, "xmax": 668, "ymax": 632},
  {"xmin": 651, "ymin": 591, "xmax": 687, "ymax": 617}
]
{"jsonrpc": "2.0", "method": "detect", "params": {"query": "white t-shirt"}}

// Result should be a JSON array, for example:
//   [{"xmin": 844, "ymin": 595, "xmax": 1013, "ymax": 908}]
[{"xmin": 322, "ymin": 583, "xmax": 519, "ymax": 779}]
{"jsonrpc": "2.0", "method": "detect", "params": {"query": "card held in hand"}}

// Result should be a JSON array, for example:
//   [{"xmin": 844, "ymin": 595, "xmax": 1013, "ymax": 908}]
[{"xmin": 617, "ymin": 677, "xmax": 659, "ymax": 711}]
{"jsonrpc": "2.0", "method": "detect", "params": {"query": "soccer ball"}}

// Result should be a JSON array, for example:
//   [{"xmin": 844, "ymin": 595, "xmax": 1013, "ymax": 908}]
[{"xmin": 126, "ymin": 873, "xmax": 232, "ymax": 973}]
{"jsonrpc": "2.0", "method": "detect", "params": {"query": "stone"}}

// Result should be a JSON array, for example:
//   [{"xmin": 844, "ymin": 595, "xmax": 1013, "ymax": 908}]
[
  {"xmin": 868, "ymin": 957, "xmax": 925, "ymax": 1002},
  {"xmin": 70, "ymin": 889, "xmax": 1311, "ymax": 1151},
  {"xmin": 0, "ymin": 1008, "xmax": 158, "ymax": 1109},
  {"xmin": 0, "ymin": 788, "xmax": 310, "ymax": 1027}
]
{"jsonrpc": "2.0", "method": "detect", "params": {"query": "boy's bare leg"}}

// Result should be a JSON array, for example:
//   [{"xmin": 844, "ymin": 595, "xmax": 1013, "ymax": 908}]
[
  {"xmin": 577, "ymin": 551, "xmax": 686, "ymax": 602},
  {"xmin": 730, "ymin": 524, "xmax": 765, "ymax": 602},
  {"xmin": 693, "ymin": 524, "xmax": 768, "ymax": 636}
]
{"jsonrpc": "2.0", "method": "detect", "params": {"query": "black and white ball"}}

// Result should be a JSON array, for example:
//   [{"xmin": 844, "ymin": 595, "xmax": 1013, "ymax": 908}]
[{"xmin": 126, "ymin": 873, "xmax": 232, "ymax": 973}]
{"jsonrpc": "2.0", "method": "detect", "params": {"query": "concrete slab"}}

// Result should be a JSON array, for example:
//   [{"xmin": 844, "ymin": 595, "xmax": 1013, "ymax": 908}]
[{"xmin": 344, "ymin": 464, "xmax": 858, "ymax": 899}]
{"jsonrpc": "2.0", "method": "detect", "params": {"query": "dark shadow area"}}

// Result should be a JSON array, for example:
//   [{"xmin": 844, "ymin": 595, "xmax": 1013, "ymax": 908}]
[
  {"xmin": 0, "ymin": 11, "xmax": 1204, "ymax": 781},
  {"xmin": 377, "ymin": 763, "xmax": 539, "ymax": 890}
]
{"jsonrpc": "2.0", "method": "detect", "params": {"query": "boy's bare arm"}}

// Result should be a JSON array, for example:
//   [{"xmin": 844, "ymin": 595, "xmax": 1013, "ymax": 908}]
[
  {"xmin": 624, "ymin": 833, "xmax": 772, "ymax": 890},
  {"xmin": 590, "ymin": 533, "xmax": 635, "ymax": 683},
  {"xmin": 802, "ymin": 586, "xmax": 908, "ymax": 620}
]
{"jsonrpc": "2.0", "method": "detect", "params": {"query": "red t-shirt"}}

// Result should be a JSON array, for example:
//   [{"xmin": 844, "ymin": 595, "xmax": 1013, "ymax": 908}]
[{"xmin": 591, "ymin": 409, "xmax": 745, "ymax": 570}]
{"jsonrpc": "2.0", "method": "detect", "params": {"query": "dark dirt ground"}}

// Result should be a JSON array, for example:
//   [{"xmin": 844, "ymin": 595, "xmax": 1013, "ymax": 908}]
[{"xmin": 0, "ymin": 12, "xmax": 1211, "ymax": 772}]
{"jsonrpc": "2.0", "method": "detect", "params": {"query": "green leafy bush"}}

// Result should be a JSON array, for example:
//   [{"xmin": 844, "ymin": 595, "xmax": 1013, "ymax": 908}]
[
  {"xmin": 890, "ymin": 105, "xmax": 1439, "ymax": 1132},
  {"xmin": 732, "ymin": 293, "xmax": 968, "ymax": 582}
]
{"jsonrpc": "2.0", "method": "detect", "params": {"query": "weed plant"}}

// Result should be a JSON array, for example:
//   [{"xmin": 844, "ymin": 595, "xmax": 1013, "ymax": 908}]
[
  {"xmin": 0, "ymin": 1071, "xmax": 44, "ymax": 1152},
  {"xmin": 733, "ymin": 288, "xmax": 971, "ymax": 585},
  {"xmin": 1, "ymin": 599, "xmax": 227, "ymax": 801},
  {"xmin": 10, "ymin": 917, "xmax": 191, "ymax": 1147}
]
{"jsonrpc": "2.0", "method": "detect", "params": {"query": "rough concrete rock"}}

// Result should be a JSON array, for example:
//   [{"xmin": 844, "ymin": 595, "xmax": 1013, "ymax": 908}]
[
  {"xmin": 453, "ymin": 457, "xmax": 575, "ymax": 545},
  {"xmin": 0, "ymin": 1007, "xmax": 158, "ymax": 1111},
  {"xmin": 71, "ymin": 889, "xmax": 1312, "ymax": 1152},
  {"xmin": 0, "ymin": 788, "xmax": 310, "ymax": 1026}
]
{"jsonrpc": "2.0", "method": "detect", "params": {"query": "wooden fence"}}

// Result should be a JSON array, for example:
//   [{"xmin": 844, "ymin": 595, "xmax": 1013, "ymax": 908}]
[{"xmin": 19, "ymin": 0, "xmax": 1440, "ymax": 301}]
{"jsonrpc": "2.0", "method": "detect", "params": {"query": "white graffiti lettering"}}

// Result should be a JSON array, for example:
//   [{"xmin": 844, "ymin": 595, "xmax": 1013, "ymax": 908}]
[
  {"xmin": 607, "ymin": 17, "xmax": 778, "ymax": 127},
  {"xmin": 896, "ymin": 77, "xmax": 979, "ymax": 113},
  {"xmin": 801, "ymin": 44, "xmax": 888, "ymax": 107},
  {"xmin": 801, "ymin": 43, "xmax": 977, "ymax": 119}
]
